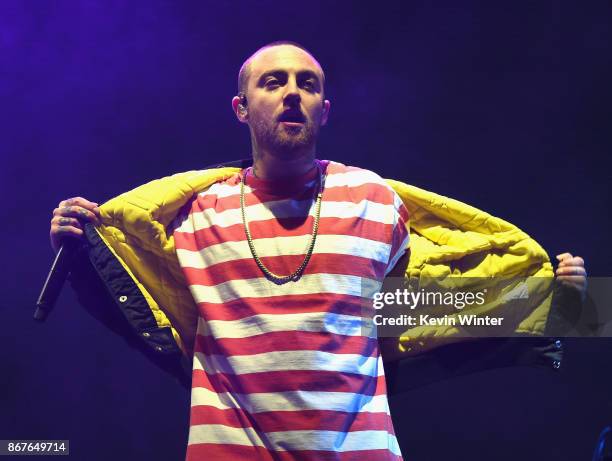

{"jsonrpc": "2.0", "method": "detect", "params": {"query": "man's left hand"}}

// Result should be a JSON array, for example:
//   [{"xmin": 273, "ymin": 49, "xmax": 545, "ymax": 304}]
[{"xmin": 555, "ymin": 252, "xmax": 587, "ymax": 301}]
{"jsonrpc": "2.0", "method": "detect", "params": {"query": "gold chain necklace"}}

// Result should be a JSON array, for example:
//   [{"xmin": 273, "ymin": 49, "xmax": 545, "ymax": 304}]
[{"xmin": 240, "ymin": 162, "xmax": 325, "ymax": 285}]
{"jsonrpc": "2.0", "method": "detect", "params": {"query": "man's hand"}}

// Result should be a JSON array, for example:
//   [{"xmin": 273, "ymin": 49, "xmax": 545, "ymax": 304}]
[
  {"xmin": 50, "ymin": 197, "xmax": 101, "ymax": 254},
  {"xmin": 555, "ymin": 252, "xmax": 587, "ymax": 301}
]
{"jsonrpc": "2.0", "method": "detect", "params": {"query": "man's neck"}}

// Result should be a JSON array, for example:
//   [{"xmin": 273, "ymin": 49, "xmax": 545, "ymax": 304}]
[{"xmin": 251, "ymin": 147, "xmax": 317, "ymax": 181}]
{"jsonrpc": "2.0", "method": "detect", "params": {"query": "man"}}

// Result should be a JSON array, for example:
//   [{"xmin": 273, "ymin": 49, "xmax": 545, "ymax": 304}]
[{"xmin": 49, "ymin": 41, "xmax": 587, "ymax": 460}]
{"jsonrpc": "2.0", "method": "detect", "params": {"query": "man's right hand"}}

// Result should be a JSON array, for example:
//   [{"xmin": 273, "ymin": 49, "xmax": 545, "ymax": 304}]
[{"xmin": 50, "ymin": 197, "xmax": 102, "ymax": 254}]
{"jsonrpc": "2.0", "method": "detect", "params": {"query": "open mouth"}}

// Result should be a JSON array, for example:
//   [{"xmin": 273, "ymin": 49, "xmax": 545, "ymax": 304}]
[{"xmin": 278, "ymin": 111, "xmax": 306, "ymax": 125}]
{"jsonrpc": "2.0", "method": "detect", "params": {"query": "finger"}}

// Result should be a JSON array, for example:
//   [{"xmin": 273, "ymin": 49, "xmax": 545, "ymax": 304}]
[
  {"xmin": 58, "ymin": 197, "xmax": 101, "ymax": 219},
  {"xmin": 556, "ymin": 270, "xmax": 587, "ymax": 280},
  {"xmin": 557, "ymin": 274, "xmax": 585, "ymax": 282},
  {"xmin": 556, "ymin": 276, "xmax": 587, "ymax": 290},
  {"xmin": 53, "ymin": 216, "xmax": 83, "ymax": 229},
  {"xmin": 556, "ymin": 252, "xmax": 573, "ymax": 262},
  {"xmin": 53, "ymin": 225, "xmax": 84, "ymax": 238},
  {"xmin": 557, "ymin": 277, "xmax": 587, "ymax": 293},
  {"xmin": 558, "ymin": 256, "xmax": 586, "ymax": 268},
  {"xmin": 55, "ymin": 205, "xmax": 101, "ymax": 225},
  {"xmin": 556, "ymin": 266, "xmax": 587, "ymax": 277},
  {"xmin": 59, "ymin": 196, "xmax": 99, "ymax": 210}
]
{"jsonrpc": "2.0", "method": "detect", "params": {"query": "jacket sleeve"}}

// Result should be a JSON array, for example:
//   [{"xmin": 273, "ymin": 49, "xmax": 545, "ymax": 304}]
[
  {"xmin": 544, "ymin": 279, "xmax": 586, "ymax": 336},
  {"xmin": 384, "ymin": 281, "xmax": 586, "ymax": 396},
  {"xmin": 67, "ymin": 224, "xmax": 192, "ymax": 389}
]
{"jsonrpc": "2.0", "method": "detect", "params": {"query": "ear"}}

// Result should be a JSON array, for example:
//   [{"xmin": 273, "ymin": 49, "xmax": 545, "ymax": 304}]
[
  {"xmin": 231, "ymin": 96, "xmax": 248, "ymax": 123},
  {"xmin": 320, "ymin": 99, "xmax": 331, "ymax": 126}
]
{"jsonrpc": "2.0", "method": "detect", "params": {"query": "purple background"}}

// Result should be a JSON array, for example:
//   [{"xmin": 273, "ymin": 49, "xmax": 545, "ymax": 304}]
[{"xmin": 1, "ymin": 1, "xmax": 610, "ymax": 460}]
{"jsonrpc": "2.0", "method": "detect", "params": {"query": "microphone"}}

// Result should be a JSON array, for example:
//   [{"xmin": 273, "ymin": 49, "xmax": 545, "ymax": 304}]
[{"xmin": 34, "ymin": 238, "xmax": 79, "ymax": 321}]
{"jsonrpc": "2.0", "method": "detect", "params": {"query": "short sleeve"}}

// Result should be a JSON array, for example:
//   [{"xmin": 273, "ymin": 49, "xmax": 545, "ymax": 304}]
[{"xmin": 384, "ymin": 189, "xmax": 410, "ymax": 276}]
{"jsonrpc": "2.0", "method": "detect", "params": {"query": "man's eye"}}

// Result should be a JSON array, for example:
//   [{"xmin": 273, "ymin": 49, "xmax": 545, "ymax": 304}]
[
  {"xmin": 302, "ymin": 81, "xmax": 315, "ymax": 90},
  {"xmin": 265, "ymin": 80, "xmax": 279, "ymax": 88}
]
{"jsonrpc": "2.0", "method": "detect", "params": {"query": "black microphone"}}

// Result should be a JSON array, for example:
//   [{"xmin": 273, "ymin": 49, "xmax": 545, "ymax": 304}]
[{"xmin": 34, "ymin": 238, "xmax": 79, "ymax": 321}]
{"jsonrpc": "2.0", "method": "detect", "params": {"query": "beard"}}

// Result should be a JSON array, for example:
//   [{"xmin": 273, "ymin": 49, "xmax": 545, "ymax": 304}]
[{"xmin": 250, "ymin": 114, "xmax": 319, "ymax": 159}]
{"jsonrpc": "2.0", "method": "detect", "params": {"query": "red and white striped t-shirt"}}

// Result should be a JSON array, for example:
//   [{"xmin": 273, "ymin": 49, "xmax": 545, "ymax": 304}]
[{"xmin": 173, "ymin": 159, "xmax": 410, "ymax": 460}]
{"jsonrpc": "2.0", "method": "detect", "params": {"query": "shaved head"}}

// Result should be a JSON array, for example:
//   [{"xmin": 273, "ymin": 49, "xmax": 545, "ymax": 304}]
[{"xmin": 237, "ymin": 40, "xmax": 326, "ymax": 97}]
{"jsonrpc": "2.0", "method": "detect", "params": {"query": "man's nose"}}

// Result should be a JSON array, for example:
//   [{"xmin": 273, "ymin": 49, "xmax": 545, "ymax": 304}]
[{"xmin": 283, "ymin": 77, "xmax": 301, "ymax": 106}]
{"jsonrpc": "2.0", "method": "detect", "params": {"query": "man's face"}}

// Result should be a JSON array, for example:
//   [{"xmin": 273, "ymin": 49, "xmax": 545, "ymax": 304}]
[{"xmin": 241, "ymin": 45, "xmax": 330, "ymax": 159}]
